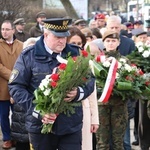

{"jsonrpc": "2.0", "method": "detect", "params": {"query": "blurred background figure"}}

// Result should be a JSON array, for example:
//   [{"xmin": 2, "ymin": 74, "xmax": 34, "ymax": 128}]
[
  {"xmin": 89, "ymin": 19, "xmax": 97, "ymax": 29},
  {"xmin": 132, "ymin": 28, "xmax": 147, "ymax": 44},
  {"xmin": 145, "ymin": 19, "xmax": 150, "ymax": 32},
  {"xmin": 123, "ymin": 22, "xmax": 134, "ymax": 38},
  {"xmin": 29, "ymin": 11, "xmax": 46, "ymax": 37},
  {"xmin": 73, "ymin": 19, "xmax": 87, "ymax": 30},
  {"xmin": 94, "ymin": 13, "xmax": 106, "ymax": 29},
  {"xmin": 133, "ymin": 20, "xmax": 143, "ymax": 29},
  {"xmin": 81, "ymin": 27, "xmax": 93, "ymax": 42},
  {"xmin": 13, "ymin": 18, "xmax": 30, "ymax": 42},
  {"xmin": 91, "ymin": 28, "xmax": 102, "ymax": 40}
]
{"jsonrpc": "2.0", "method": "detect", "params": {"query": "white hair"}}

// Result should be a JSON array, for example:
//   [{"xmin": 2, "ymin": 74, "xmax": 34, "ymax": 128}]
[
  {"xmin": 106, "ymin": 15, "xmax": 122, "ymax": 25},
  {"xmin": 23, "ymin": 37, "xmax": 40, "ymax": 49}
]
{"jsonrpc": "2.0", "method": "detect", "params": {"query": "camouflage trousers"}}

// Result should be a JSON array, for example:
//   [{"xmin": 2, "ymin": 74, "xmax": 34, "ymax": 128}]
[{"xmin": 96, "ymin": 103, "xmax": 128, "ymax": 150}]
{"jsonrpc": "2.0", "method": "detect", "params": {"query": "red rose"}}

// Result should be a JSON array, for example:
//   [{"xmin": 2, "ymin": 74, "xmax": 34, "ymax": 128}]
[
  {"xmin": 58, "ymin": 63, "xmax": 67, "ymax": 70},
  {"xmin": 145, "ymin": 81, "xmax": 150, "ymax": 86},
  {"xmin": 96, "ymin": 55, "xmax": 101, "ymax": 62},
  {"xmin": 50, "ymin": 81, "xmax": 57, "ymax": 87},
  {"xmin": 126, "ymin": 76, "xmax": 133, "ymax": 81},
  {"xmin": 72, "ymin": 57, "xmax": 77, "ymax": 61},
  {"xmin": 131, "ymin": 64, "xmax": 137, "ymax": 67},
  {"xmin": 138, "ymin": 69, "xmax": 144, "ymax": 75},
  {"xmin": 81, "ymin": 50, "xmax": 88, "ymax": 57},
  {"xmin": 82, "ymin": 77, "xmax": 87, "ymax": 81},
  {"xmin": 51, "ymin": 74, "xmax": 59, "ymax": 81}
]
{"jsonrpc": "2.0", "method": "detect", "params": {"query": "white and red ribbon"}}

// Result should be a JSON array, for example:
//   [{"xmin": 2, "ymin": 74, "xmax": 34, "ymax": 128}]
[{"xmin": 98, "ymin": 57, "xmax": 118, "ymax": 103}]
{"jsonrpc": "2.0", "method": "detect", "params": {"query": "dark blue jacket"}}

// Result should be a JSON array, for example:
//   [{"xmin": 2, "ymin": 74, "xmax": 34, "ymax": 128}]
[
  {"xmin": 118, "ymin": 35, "xmax": 136, "ymax": 56},
  {"xmin": 8, "ymin": 36, "xmax": 95, "ymax": 135}
]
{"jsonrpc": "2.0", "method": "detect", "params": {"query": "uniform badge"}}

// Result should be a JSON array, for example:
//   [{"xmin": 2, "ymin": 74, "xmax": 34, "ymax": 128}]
[{"xmin": 9, "ymin": 69, "xmax": 19, "ymax": 83}]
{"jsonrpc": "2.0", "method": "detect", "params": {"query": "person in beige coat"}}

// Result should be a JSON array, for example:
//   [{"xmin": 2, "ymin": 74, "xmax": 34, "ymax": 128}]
[
  {"xmin": 82, "ymin": 42, "xmax": 100, "ymax": 150},
  {"xmin": 82, "ymin": 87, "xmax": 99, "ymax": 150},
  {"xmin": 0, "ymin": 20, "xmax": 23, "ymax": 149}
]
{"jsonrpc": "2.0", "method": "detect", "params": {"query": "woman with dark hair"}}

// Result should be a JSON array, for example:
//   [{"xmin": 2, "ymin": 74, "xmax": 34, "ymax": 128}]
[
  {"xmin": 67, "ymin": 26, "xmax": 99, "ymax": 150},
  {"xmin": 91, "ymin": 28, "xmax": 102, "ymax": 40},
  {"xmin": 67, "ymin": 26, "xmax": 86, "ymax": 48}
]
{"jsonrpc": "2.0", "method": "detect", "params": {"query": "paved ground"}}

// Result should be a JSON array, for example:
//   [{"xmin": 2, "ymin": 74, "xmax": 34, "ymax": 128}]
[{"xmin": 0, "ymin": 118, "xmax": 141, "ymax": 150}]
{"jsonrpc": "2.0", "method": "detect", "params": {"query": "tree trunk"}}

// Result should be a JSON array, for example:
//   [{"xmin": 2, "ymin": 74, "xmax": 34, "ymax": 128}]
[{"xmin": 60, "ymin": 0, "xmax": 79, "ymax": 19}]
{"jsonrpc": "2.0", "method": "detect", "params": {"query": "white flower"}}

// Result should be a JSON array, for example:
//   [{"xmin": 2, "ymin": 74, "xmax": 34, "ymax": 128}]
[
  {"xmin": 124, "ymin": 64, "xmax": 132, "ymax": 72},
  {"xmin": 138, "ymin": 47, "xmax": 144, "ymax": 53},
  {"xmin": 102, "ymin": 61, "xmax": 111, "ymax": 68},
  {"xmin": 136, "ymin": 42, "xmax": 143, "ymax": 48},
  {"xmin": 39, "ymin": 83, "xmax": 45, "ymax": 91},
  {"xmin": 142, "ymin": 50, "xmax": 150, "ymax": 58},
  {"xmin": 40, "ymin": 78, "xmax": 49, "ymax": 88},
  {"xmin": 45, "ymin": 75, "xmax": 51, "ymax": 80},
  {"xmin": 116, "ymin": 72, "xmax": 120, "ymax": 79},
  {"xmin": 119, "ymin": 58, "xmax": 126, "ymax": 64},
  {"xmin": 131, "ymin": 65, "xmax": 138, "ymax": 71},
  {"xmin": 118, "ymin": 62, "xmax": 122, "ymax": 68},
  {"xmin": 43, "ymin": 89, "xmax": 51, "ymax": 96}
]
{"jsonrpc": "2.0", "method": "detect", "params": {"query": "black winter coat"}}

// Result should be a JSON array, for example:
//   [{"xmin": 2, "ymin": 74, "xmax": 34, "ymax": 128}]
[{"xmin": 11, "ymin": 104, "xmax": 29, "ymax": 143}]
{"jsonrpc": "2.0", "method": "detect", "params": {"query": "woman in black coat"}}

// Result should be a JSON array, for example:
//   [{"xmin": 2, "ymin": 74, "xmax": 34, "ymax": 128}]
[{"xmin": 11, "ymin": 101, "xmax": 30, "ymax": 150}]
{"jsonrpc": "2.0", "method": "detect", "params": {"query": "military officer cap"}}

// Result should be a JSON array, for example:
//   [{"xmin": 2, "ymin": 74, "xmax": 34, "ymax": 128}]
[
  {"xmin": 36, "ymin": 11, "xmax": 46, "ymax": 18},
  {"xmin": 43, "ymin": 18, "xmax": 72, "ymax": 37},
  {"xmin": 131, "ymin": 28, "xmax": 147, "ymax": 37},
  {"xmin": 74, "ymin": 19, "xmax": 86, "ymax": 26},
  {"xmin": 13, "ymin": 18, "xmax": 26, "ymax": 25},
  {"xmin": 102, "ymin": 30, "xmax": 119, "ymax": 41},
  {"xmin": 145, "ymin": 19, "xmax": 150, "ymax": 28}
]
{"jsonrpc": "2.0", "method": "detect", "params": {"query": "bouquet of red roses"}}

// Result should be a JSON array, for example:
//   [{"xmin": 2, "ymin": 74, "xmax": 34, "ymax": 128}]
[{"xmin": 34, "ymin": 50, "xmax": 91, "ymax": 133}]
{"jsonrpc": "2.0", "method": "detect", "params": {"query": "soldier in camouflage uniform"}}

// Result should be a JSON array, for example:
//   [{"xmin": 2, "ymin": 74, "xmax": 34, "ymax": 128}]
[{"xmin": 96, "ymin": 30, "xmax": 128, "ymax": 150}]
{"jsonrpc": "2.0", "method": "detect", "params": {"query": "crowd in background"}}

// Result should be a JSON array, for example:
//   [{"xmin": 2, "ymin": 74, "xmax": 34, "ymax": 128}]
[{"xmin": 0, "ymin": 10, "xmax": 150, "ymax": 150}]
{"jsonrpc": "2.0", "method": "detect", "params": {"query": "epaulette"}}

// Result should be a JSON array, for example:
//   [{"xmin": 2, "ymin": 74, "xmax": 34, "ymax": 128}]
[{"xmin": 22, "ymin": 45, "xmax": 34, "ymax": 54}]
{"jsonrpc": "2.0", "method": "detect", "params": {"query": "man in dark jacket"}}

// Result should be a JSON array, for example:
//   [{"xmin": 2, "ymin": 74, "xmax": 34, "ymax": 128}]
[
  {"xmin": 8, "ymin": 18, "xmax": 95, "ymax": 150},
  {"xmin": 29, "ymin": 11, "xmax": 46, "ymax": 37},
  {"xmin": 13, "ymin": 18, "xmax": 30, "ymax": 42}
]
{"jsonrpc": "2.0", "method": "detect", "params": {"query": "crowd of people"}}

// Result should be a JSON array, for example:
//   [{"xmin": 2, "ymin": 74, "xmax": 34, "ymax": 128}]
[{"xmin": 0, "ymin": 10, "xmax": 150, "ymax": 150}]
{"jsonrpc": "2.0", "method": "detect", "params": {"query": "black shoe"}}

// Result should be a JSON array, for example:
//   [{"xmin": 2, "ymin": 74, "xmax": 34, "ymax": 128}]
[{"xmin": 132, "ymin": 140, "xmax": 139, "ymax": 146}]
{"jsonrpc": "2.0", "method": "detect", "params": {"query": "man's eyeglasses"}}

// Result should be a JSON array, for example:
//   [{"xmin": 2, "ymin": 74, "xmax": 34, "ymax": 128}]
[{"xmin": 1, "ymin": 28, "xmax": 13, "ymax": 31}]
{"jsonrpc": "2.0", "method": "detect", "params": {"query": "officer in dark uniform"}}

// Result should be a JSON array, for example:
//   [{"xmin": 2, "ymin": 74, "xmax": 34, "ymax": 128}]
[
  {"xmin": 8, "ymin": 18, "xmax": 95, "ymax": 150},
  {"xmin": 13, "ymin": 18, "xmax": 30, "ymax": 42},
  {"xmin": 29, "ymin": 11, "xmax": 46, "ymax": 37}
]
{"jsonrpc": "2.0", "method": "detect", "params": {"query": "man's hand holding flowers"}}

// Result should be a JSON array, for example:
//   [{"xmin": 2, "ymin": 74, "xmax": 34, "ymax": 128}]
[{"xmin": 64, "ymin": 88, "xmax": 78, "ymax": 102}]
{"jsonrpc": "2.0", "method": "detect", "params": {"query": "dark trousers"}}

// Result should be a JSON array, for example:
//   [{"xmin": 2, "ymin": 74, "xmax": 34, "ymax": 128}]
[
  {"xmin": 0, "ymin": 100, "xmax": 13, "ymax": 141},
  {"xmin": 139, "ymin": 101, "xmax": 150, "ymax": 150},
  {"xmin": 15, "ymin": 142, "xmax": 30, "ymax": 150},
  {"xmin": 133, "ymin": 101, "xmax": 139, "ymax": 142},
  {"xmin": 29, "ymin": 130, "xmax": 82, "ymax": 150},
  {"xmin": 92, "ymin": 133, "xmax": 97, "ymax": 150}
]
